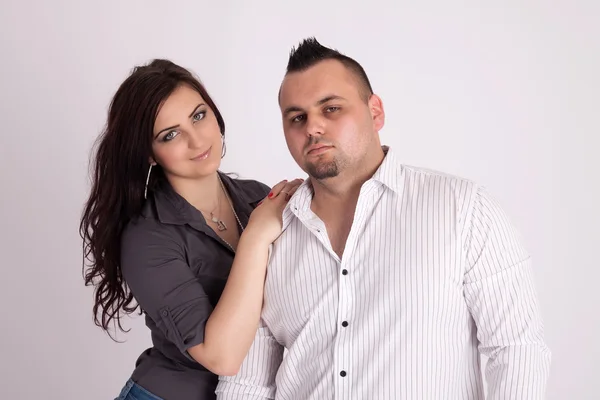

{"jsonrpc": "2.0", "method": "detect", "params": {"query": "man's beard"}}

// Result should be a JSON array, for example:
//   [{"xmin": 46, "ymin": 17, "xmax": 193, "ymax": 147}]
[{"xmin": 306, "ymin": 157, "xmax": 340, "ymax": 180}]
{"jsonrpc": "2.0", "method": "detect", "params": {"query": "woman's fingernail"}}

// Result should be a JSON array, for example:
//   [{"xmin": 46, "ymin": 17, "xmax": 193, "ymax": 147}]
[{"xmin": 268, "ymin": 192, "xmax": 274, "ymax": 198}]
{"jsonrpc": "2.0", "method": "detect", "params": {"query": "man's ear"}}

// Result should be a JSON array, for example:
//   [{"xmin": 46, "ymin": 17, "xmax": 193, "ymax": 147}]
[{"xmin": 368, "ymin": 94, "xmax": 385, "ymax": 132}]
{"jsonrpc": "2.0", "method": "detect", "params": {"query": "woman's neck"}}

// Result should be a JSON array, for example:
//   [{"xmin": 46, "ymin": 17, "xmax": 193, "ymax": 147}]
[{"xmin": 169, "ymin": 172, "xmax": 222, "ymax": 214}]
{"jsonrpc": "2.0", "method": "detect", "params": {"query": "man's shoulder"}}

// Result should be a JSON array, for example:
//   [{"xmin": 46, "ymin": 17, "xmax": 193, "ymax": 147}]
[
  {"xmin": 400, "ymin": 164, "xmax": 479, "ymax": 190},
  {"xmin": 395, "ymin": 163, "xmax": 483, "ymax": 209},
  {"xmin": 400, "ymin": 163, "xmax": 473, "ymax": 182}
]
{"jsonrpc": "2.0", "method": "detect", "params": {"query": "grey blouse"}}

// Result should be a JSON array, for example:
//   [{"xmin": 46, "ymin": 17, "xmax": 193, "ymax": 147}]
[{"xmin": 120, "ymin": 172, "xmax": 269, "ymax": 399}]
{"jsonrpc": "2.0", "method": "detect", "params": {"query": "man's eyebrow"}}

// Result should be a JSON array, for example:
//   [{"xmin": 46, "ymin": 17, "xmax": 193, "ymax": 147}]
[
  {"xmin": 283, "ymin": 106, "xmax": 304, "ymax": 117},
  {"xmin": 317, "ymin": 95, "xmax": 345, "ymax": 105},
  {"xmin": 282, "ymin": 95, "xmax": 346, "ymax": 117}
]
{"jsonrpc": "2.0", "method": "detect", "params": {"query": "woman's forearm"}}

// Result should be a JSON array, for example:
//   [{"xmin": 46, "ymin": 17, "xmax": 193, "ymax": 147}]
[{"xmin": 188, "ymin": 230, "xmax": 270, "ymax": 375}]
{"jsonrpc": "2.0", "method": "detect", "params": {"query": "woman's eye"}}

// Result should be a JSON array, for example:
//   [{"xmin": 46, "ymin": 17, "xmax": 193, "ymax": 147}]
[
  {"xmin": 193, "ymin": 111, "xmax": 206, "ymax": 121},
  {"xmin": 164, "ymin": 130, "xmax": 178, "ymax": 141}
]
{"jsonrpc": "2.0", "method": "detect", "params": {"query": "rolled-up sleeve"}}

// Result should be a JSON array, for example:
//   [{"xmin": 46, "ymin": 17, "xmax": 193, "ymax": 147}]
[
  {"xmin": 121, "ymin": 219, "xmax": 213, "ymax": 360},
  {"xmin": 216, "ymin": 323, "xmax": 284, "ymax": 399},
  {"xmin": 463, "ymin": 187, "xmax": 551, "ymax": 399}
]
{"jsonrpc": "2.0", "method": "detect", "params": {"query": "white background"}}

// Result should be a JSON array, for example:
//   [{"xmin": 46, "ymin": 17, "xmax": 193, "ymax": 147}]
[{"xmin": 0, "ymin": 1, "xmax": 598, "ymax": 399}]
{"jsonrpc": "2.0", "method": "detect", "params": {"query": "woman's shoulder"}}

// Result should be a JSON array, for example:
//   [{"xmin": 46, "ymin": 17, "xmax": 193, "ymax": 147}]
[{"xmin": 121, "ymin": 201, "xmax": 181, "ymax": 250}]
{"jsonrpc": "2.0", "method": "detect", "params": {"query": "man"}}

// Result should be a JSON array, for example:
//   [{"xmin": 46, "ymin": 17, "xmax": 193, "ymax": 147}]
[{"xmin": 217, "ymin": 37, "xmax": 550, "ymax": 399}]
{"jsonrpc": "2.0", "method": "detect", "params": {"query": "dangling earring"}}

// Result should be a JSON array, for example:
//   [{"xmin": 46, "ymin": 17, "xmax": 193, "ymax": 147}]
[
  {"xmin": 221, "ymin": 134, "xmax": 226, "ymax": 158},
  {"xmin": 144, "ymin": 164, "xmax": 153, "ymax": 199}
]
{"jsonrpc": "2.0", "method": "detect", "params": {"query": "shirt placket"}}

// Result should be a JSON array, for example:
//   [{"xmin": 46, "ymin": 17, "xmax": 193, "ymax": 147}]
[
  {"xmin": 291, "ymin": 183, "xmax": 383, "ymax": 400},
  {"xmin": 334, "ymin": 182, "xmax": 384, "ymax": 400},
  {"xmin": 335, "ymin": 253, "xmax": 354, "ymax": 399},
  {"xmin": 294, "ymin": 208, "xmax": 347, "ymax": 399}
]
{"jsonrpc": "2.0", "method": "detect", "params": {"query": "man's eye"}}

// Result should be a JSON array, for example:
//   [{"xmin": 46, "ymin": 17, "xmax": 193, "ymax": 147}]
[
  {"xmin": 325, "ymin": 106, "xmax": 340, "ymax": 113},
  {"xmin": 291, "ymin": 115, "xmax": 305, "ymax": 123}
]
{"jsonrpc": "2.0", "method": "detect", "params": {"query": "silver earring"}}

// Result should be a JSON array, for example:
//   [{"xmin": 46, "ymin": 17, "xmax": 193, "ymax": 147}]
[
  {"xmin": 221, "ymin": 135, "xmax": 226, "ymax": 158},
  {"xmin": 144, "ymin": 164, "xmax": 153, "ymax": 199}
]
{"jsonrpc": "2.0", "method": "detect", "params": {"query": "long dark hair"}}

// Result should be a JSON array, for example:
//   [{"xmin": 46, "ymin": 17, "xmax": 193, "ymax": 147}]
[{"xmin": 79, "ymin": 59, "xmax": 225, "ymax": 337}]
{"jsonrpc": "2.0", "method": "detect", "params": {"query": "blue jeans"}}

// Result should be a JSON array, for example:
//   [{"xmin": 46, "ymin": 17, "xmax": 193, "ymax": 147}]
[{"xmin": 115, "ymin": 379, "xmax": 164, "ymax": 400}]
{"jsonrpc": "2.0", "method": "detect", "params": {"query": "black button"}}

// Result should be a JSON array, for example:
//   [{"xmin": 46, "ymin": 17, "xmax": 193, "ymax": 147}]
[
  {"xmin": 342, "ymin": 321, "xmax": 348, "ymax": 327},
  {"xmin": 340, "ymin": 370, "xmax": 347, "ymax": 377},
  {"xmin": 342, "ymin": 269, "xmax": 348, "ymax": 275}
]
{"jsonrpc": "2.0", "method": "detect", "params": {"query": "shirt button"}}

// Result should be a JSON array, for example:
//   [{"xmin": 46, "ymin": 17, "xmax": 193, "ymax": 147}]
[
  {"xmin": 161, "ymin": 310, "xmax": 168, "ymax": 316},
  {"xmin": 340, "ymin": 370, "xmax": 347, "ymax": 377},
  {"xmin": 342, "ymin": 321, "xmax": 348, "ymax": 327},
  {"xmin": 342, "ymin": 269, "xmax": 348, "ymax": 275}
]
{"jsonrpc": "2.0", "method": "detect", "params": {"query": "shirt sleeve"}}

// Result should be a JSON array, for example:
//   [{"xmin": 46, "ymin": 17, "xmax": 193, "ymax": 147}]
[
  {"xmin": 121, "ymin": 219, "xmax": 213, "ymax": 361},
  {"xmin": 256, "ymin": 181, "xmax": 271, "ymax": 198},
  {"xmin": 251, "ymin": 180, "xmax": 271, "ymax": 205},
  {"xmin": 463, "ymin": 186, "xmax": 551, "ymax": 399},
  {"xmin": 215, "ymin": 322, "xmax": 284, "ymax": 399}
]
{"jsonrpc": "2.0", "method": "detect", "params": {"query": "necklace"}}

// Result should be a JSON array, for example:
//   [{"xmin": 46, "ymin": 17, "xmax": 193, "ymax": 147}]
[
  {"xmin": 200, "ymin": 177, "xmax": 228, "ymax": 231},
  {"xmin": 209, "ymin": 212, "xmax": 227, "ymax": 232},
  {"xmin": 205, "ymin": 189, "xmax": 227, "ymax": 231},
  {"xmin": 216, "ymin": 174, "xmax": 244, "ymax": 251}
]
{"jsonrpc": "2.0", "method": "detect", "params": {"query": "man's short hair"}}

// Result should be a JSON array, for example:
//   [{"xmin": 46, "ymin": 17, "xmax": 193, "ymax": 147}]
[{"xmin": 284, "ymin": 37, "xmax": 374, "ymax": 102}]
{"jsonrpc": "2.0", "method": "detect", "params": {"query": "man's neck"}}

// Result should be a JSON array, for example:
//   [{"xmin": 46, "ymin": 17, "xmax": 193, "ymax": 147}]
[
  {"xmin": 310, "ymin": 147, "xmax": 386, "ymax": 211},
  {"xmin": 309, "ymin": 147, "xmax": 386, "ymax": 258}
]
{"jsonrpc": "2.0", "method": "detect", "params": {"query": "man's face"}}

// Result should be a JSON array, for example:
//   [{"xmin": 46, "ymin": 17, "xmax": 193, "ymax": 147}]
[{"xmin": 279, "ymin": 59, "xmax": 384, "ymax": 180}]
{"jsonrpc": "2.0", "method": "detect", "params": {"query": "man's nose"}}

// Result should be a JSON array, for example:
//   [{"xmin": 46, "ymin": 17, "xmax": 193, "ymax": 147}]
[{"xmin": 305, "ymin": 115, "xmax": 325, "ymax": 137}]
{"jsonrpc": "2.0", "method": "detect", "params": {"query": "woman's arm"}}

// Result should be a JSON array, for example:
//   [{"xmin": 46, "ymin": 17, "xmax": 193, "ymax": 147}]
[
  {"xmin": 189, "ymin": 232, "xmax": 271, "ymax": 375},
  {"xmin": 187, "ymin": 179, "xmax": 302, "ymax": 375}
]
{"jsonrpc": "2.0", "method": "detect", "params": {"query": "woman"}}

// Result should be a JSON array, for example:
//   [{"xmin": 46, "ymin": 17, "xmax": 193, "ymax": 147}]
[{"xmin": 80, "ymin": 59, "xmax": 301, "ymax": 399}]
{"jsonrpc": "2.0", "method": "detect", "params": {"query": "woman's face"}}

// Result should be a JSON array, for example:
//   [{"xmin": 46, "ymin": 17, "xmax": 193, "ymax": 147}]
[{"xmin": 151, "ymin": 84, "xmax": 223, "ymax": 182}]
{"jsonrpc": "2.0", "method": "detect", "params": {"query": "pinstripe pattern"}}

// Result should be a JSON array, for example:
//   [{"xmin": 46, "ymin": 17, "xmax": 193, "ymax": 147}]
[{"xmin": 217, "ymin": 147, "xmax": 550, "ymax": 400}]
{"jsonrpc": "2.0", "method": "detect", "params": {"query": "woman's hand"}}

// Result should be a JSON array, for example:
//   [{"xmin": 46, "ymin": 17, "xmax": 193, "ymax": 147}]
[{"xmin": 244, "ymin": 178, "xmax": 304, "ymax": 245}]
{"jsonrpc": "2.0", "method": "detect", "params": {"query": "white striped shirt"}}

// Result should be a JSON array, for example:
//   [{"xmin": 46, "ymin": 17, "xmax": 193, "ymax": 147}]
[{"xmin": 217, "ymin": 146, "xmax": 550, "ymax": 400}]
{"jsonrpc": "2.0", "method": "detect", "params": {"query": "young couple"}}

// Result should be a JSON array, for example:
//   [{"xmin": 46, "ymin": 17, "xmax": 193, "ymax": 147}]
[{"xmin": 81, "ymin": 37, "xmax": 550, "ymax": 400}]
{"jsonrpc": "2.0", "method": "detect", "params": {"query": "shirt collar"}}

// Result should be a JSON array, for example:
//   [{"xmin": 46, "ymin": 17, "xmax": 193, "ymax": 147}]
[
  {"xmin": 286, "ymin": 145, "xmax": 404, "ymax": 213},
  {"xmin": 370, "ymin": 145, "xmax": 405, "ymax": 195},
  {"xmin": 148, "ymin": 171, "xmax": 260, "ymax": 227}
]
